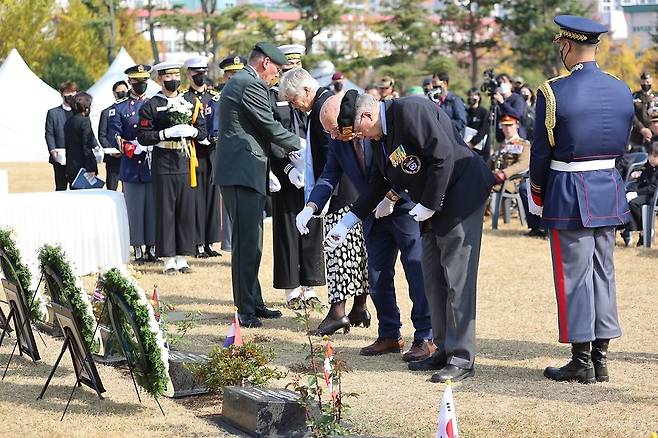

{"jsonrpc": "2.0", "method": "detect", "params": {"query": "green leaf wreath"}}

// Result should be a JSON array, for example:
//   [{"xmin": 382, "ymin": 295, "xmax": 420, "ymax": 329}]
[
  {"xmin": 0, "ymin": 228, "xmax": 44, "ymax": 322},
  {"xmin": 37, "ymin": 244, "xmax": 100, "ymax": 353},
  {"xmin": 99, "ymin": 268, "xmax": 173, "ymax": 398}
]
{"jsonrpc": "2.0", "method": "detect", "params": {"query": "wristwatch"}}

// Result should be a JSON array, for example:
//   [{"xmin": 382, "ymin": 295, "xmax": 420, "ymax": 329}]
[{"xmin": 385, "ymin": 190, "xmax": 401, "ymax": 202}]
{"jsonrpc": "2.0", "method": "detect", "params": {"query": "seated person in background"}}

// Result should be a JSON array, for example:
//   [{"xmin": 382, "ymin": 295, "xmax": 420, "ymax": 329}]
[
  {"xmin": 64, "ymin": 92, "xmax": 99, "ymax": 188},
  {"xmin": 623, "ymin": 141, "xmax": 658, "ymax": 246},
  {"xmin": 492, "ymin": 114, "xmax": 546, "ymax": 238}
]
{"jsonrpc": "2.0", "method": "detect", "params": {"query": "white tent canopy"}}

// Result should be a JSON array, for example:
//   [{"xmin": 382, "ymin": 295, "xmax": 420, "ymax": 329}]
[
  {"xmin": 0, "ymin": 49, "xmax": 62, "ymax": 163},
  {"xmin": 88, "ymin": 47, "xmax": 160, "ymax": 136}
]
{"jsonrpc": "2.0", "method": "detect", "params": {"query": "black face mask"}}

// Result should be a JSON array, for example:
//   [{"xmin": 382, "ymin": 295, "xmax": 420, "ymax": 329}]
[
  {"xmin": 333, "ymin": 81, "xmax": 343, "ymax": 92},
  {"xmin": 641, "ymin": 84, "xmax": 652, "ymax": 92},
  {"xmin": 467, "ymin": 97, "xmax": 478, "ymax": 106},
  {"xmin": 115, "ymin": 91, "xmax": 128, "ymax": 100},
  {"xmin": 163, "ymin": 79, "xmax": 180, "ymax": 92},
  {"xmin": 192, "ymin": 74, "xmax": 205, "ymax": 87},
  {"xmin": 132, "ymin": 81, "xmax": 148, "ymax": 96},
  {"xmin": 64, "ymin": 95, "xmax": 76, "ymax": 107}
]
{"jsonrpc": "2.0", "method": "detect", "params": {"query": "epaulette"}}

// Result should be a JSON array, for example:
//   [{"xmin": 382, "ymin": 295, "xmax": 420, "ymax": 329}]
[
  {"xmin": 512, "ymin": 137, "xmax": 531, "ymax": 147},
  {"xmin": 208, "ymin": 89, "xmax": 220, "ymax": 101},
  {"xmin": 208, "ymin": 89, "xmax": 219, "ymax": 95},
  {"xmin": 603, "ymin": 71, "xmax": 621, "ymax": 81},
  {"xmin": 537, "ymin": 74, "xmax": 569, "ymax": 147},
  {"xmin": 180, "ymin": 87, "xmax": 189, "ymax": 93}
]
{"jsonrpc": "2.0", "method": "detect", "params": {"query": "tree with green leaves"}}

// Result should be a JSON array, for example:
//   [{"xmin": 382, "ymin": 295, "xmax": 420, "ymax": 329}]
[
  {"xmin": 498, "ymin": 0, "xmax": 592, "ymax": 77},
  {"xmin": 376, "ymin": 0, "xmax": 436, "ymax": 64},
  {"xmin": 436, "ymin": 0, "xmax": 498, "ymax": 87},
  {"xmin": 0, "ymin": 0, "xmax": 54, "ymax": 72},
  {"xmin": 283, "ymin": 0, "xmax": 345, "ymax": 52}
]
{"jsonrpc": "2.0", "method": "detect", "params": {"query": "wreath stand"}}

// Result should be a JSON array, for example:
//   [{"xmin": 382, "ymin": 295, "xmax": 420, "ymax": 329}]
[
  {"xmin": 0, "ymin": 247, "xmax": 47, "ymax": 378},
  {"xmin": 37, "ymin": 266, "xmax": 106, "ymax": 421}
]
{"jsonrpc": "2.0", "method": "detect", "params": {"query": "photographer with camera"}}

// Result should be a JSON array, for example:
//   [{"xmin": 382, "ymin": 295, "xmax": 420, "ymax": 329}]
[
  {"xmin": 428, "ymin": 71, "xmax": 467, "ymax": 136},
  {"xmin": 491, "ymin": 73, "xmax": 527, "ymax": 141}
]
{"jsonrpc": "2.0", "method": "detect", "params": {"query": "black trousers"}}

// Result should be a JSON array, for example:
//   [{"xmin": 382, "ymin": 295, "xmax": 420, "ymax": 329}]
[
  {"xmin": 153, "ymin": 173, "xmax": 195, "ymax": 257},
  {"xmin": 221, "ymin": 185, "xmax": 266, "ymax": 315},
  {"xmin": 52, "ymin": 162, "xmax": 67, "ymax": 191},
  {"xmin": 195, "ymin": 154, "xmax": 221, "ymax": 246},
  {"xmin": 271, "ymin": 185, "xmax": 325, "ymax": 289},
  {"xmin": 105, "ymin": 165, "xmax": 120, "ymax": 191},
  {"xmin": 628, "ymin": 194, "xmax": 654, "ymax": 231}
]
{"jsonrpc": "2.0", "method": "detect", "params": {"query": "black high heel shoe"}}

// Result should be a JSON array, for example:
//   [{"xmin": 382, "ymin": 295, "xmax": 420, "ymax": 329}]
[
  {"xmin": 347, "ymin": 308, "xmax": 371, "ymax": 328},
  {"xmin": 310, "ymin": 315, "xmax": 351, "ymax": 336}
]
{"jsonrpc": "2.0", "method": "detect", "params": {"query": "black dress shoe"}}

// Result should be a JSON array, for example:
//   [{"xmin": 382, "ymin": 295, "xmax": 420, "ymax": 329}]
[
  {"xmin": 347, "ymin": 308, "xmax": 371, "ymax": 328},
  {"xmin": 239, "ymin": 314, "xmax": 263, "ymax": 328},
  {"xmin": 163, "ymin": 268, "xmax": 177, "ymax": 276},
  {"xmin": 310, "ymin": 315, "xmax": 351, "ymax": 336},
  {"xmin": 179, "ymin": 266, "xmax": 193, "ymax": 274},
  {"xmin": 408, "ymin": 352, "xmax": 447, "ymax": 371},
  {"xmin": 430, "ymin": 364, "xmax": 475, "ymax": 383},
  {"xmin": 591, "ymin": 339, "xmax": 609, "ymax": 383},
  {"xmin": 204, "ymin": 245, "xmax": 221, "ymax": 257},
  {"xmin": 526, "ymin": 228, "xmax": 548, "ymax": 239},
  {"xmin": 195, "ymin": 250, "xmax": 209, "ymax": 259},
  {"xmin": 254, "ymin": 307, "xmax": 282, "ymax": 319}
]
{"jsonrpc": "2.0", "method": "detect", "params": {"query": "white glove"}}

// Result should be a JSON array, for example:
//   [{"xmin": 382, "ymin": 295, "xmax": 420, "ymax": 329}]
[
  {"xmin": 296, "ymin": 206, "xmax": 314, "ymax": 235},
  {"xmin": 374, "ymin": 197, "xmax": 395, "ymax": 219},
  {"xmin": 131, "ymin": 141, "xmax": 145, "ymax": 155},
  {"xmin": 269, "ymin": 172, "xmax": 281, "ymax": 192},
  {"xmin": 289, "ymin": 151, "xmax": 304, "ymax": 167},
  {"xmin": 408, "ymin": 203, "xmax": 435, "ymax": 222},
  {"xmin": 288, "ymin": 168, "xmax": 305, "ymax": 189},
  {"xmin": 324, "ymin": 222, "xmax": 349, "ymax": 252},
  {"xmin": 298, "ymin": 136, "xmax": 306, "ymax": 150},
  {"xmin": 626, "ymin": 191, "xmax": 639, "ymax": 202},
  {"xmin": 164, "ymin": 124, "xmax": 197, "ymax": 139},
  {"xmin": 527, "ymin": 190, "xmax": 544, "ymax": 216}
]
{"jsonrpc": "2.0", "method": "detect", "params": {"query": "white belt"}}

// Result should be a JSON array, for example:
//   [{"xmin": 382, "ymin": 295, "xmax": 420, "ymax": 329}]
[{"xmin": 549, "ymin": 159, "xmax": 615, "ymax": 172}]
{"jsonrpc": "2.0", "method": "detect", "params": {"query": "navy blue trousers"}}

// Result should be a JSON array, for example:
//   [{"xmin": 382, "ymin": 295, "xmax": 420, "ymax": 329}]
[{"xmin": 364, "ymin": 214, "xmax": 432, "ymax": 341}]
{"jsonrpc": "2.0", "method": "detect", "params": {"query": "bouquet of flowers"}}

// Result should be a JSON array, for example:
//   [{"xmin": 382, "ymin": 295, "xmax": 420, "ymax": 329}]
[{"xmin": 166, "ymin": 96, "xmax": 194, "ymax": 156}]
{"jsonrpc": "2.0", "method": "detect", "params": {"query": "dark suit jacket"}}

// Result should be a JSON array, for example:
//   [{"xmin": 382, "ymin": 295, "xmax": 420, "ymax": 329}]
[
  {"xmin": 64, "ymin": 113, "xmax": 99, "ymax": 178},
  {"xmin": 214, "ymin": 65, "xmax": 301, "ymax": 195},
  {"xmin": 98, "ymin": 104, "xmax": 121, "ymax": 170},
  {"xmin": 309, "ymin": 138, "xmax": 414, "ymax": 236},
  {"xmin": 351, "ymin": 96, "xmax": 495, "ymax": 236},
  {"xmin": 45, "ymin": 105, "xmax": 72, "ymax": 164}
]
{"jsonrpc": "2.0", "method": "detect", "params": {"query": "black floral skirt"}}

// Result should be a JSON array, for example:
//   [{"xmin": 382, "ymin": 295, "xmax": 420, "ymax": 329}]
[{"xmin": 323, "ymin": 206, "xmax": 369, "ymax": 304}]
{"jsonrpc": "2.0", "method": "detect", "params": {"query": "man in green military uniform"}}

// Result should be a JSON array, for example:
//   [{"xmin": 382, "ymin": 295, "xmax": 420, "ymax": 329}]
[{"xmin": 214, "ymin": 42, "xmax": 304, "ymax": 327}]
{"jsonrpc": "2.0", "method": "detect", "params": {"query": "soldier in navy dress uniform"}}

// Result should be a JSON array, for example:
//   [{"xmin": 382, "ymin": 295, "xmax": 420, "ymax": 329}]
[
  {"xmin": 108, "ymin": 64, "xmax": 157, "ymax": 263},
  {"xmin": 528, "ymin": 15, "xmax": 633, "ymax": 384},
  {"xmin": 183, "ymin": 56, "xmax": 222, "ymax": 258},
  {"xmin": 268, "ymin": 44, "xmax": 325, "ymax": 308},
  {"xmin": 325, "ymin": 92, "xmax": 495, "ymax": 383},
  {"xmin": 206, "ymin": 55, "xmax": 246, "ymax": 252},
  {"xmin": 137, "ymin": 61, "xmax": 207, "ymax": 275}
]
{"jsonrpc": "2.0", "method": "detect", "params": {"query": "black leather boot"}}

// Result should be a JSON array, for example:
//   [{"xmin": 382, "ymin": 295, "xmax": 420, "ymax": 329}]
[
  {"xmin": 591, "ymin": 339, "xmax": 609, "ymax": 382},
  {"xmin": 544, "ymin": 342, "xmax": 596, "ymax": 384}
]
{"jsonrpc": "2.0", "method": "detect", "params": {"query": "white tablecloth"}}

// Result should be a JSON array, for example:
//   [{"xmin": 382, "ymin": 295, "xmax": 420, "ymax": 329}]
[{"xmin": 0, "ymin": 189, "xmax": 129, "ymax": 285}]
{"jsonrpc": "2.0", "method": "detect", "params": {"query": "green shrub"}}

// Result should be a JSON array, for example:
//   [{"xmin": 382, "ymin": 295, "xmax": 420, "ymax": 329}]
[{"xmin": 188, "ymin": 342, "xmax": 286, "ymax": 394}]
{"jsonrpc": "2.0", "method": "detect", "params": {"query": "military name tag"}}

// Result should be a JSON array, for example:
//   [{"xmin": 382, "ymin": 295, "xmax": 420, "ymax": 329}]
[
  {"xmin": 156, "ymin": 106, "xmax": 168, "ymax": 112},
  {"xmin": 402, "ymin": 155, "xmax": 421, "ymax": 174},
  {"xmin": 388, "ymin": 145, "xmax": 407, "ymax": 167}
]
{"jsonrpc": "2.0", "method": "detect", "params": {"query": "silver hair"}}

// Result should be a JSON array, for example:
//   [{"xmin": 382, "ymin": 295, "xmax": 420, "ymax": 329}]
[
  {"xmin": 355, "ymin": 93, "xmax": 378, "ymax": 119},
  {"xmin": 279, "ymin": 68, "xmax": 319, "ymax": 100}
]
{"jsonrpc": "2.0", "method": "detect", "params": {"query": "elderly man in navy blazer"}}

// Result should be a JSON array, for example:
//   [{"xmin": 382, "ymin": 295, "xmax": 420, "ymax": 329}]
[{"xmin": 296, "ymin": 92, "xmax": 434, "ymax": 361}]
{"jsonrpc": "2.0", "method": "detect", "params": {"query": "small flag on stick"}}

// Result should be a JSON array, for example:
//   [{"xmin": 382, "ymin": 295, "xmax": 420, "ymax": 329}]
[
  {"xmin": 224, "ymin": 307, "xmax": 243, "ymax": 347},
  {"xmin": 436, "ymin": 380, "xmax": 459, "ymax": 438},
  {"xmin": 323, "ymin": 336, "xmax": 336, "ymax": 401}
]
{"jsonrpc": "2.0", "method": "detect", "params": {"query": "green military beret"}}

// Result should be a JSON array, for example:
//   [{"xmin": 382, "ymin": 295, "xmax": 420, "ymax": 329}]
[{"xmin": 254, "ymin": 42, "xmax": 288, "ymax": 66}]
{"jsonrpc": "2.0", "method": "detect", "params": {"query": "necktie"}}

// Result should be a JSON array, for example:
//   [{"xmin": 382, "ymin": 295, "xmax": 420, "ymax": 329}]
[{"xmin": 352, "ymin": 138, "xmax": 366, "ymax": 173}]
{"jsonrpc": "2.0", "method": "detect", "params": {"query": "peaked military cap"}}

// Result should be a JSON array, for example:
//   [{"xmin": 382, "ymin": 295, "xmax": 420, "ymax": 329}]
[
  {"xmin": 499, "ymin": 114, "xmax": 520, "ymax": 125},
  {"xmin": 153, "ymin": 61, "xmax": 183, "ymax": 75},
  {"xmin": 377, "ymin": 76, "xmax": 395, "ymax": 88},
  {"xmin": 338, "ymin": 89, "xmax": 359, "ymax": 137},
  {"xmin": 553, "ymin": 15, "xmax": 608, "ymax": 44},
  {"xmin": 219, "ymin": 55, "xmax": 246, "ymax": 72},
  {"xmin": 278, "ymin": 44, "xmax": 306, "ymax": 61},
  {"xmin": 254, "ymin": 42, "xmax": 288, "ymax": 66},
  {"xmin": 184, "ymin": 56, "xmax": 209, "ymax": 72},
  {"xmin": 124, "ymin": 64, "xmax": 151, "ymax": 79}
]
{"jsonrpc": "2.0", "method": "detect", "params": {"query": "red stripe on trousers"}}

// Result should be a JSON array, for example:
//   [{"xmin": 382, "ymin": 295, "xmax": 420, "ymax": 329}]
[{"xmin": 551, "ymin": 229, "xmax": 569, "ymax": 343}]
